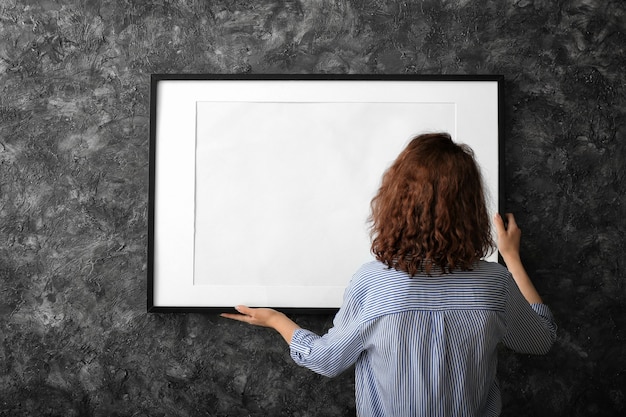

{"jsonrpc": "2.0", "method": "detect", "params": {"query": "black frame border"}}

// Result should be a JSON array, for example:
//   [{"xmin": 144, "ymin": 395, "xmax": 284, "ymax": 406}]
[{"xmin": 147, "ymin": 73, "xmax": 505, "ymax": 314}]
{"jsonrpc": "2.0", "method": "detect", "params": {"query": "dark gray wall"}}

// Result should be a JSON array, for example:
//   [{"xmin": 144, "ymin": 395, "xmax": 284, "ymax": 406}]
[{"xmin": 1, "ymin": 0, "xmax": 624, "ymax": 416}]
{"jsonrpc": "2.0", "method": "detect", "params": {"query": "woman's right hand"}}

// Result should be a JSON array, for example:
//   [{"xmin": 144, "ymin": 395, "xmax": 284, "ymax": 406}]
[
  {"xmin": 494, "ymin": 213, "xmax": 522, "ymax": 262},
  {"xmin": 494, "ymin": 213, "xmax": 543, "ymax": 304}
]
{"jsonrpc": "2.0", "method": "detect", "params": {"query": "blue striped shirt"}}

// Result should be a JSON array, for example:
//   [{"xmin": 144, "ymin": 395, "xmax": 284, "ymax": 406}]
[{"xmin": 290, "ymin": 260, "xmax": 557, "ymax": 416}]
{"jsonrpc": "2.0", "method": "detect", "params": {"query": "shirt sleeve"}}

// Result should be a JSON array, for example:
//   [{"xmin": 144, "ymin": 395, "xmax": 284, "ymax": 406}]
[
  {"xmin": 289, "ymin": 283, "xmax": 364, "ymax": 378},
  {"xmin": 502, "ymin": 273, "xmax": 557, "ymax": 354}
]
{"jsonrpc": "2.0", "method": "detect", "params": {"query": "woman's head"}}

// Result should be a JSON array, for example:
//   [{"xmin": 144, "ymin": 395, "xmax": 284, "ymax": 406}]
[{"xmin": 369, "ymin": 132, "xmax": 494, "ymax": 275}]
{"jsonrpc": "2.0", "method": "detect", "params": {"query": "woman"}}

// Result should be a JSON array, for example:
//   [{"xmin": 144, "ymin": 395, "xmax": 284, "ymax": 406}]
[{"xmin": 222, "ymin": 133, "xmax": 556, "ymax": 416}]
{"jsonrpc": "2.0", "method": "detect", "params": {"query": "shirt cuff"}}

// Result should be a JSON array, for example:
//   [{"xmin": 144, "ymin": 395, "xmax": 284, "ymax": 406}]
[
  {"xmin": 290, "ymin": 328, "xmax": 319, "ymax": 358},
  {"xmin": 530, "ymin": 303, "xmax": 555, "ymax": 322},
  {"xmin": 530, "ymin": 303, "xmax": 558, "ymax": 336}
]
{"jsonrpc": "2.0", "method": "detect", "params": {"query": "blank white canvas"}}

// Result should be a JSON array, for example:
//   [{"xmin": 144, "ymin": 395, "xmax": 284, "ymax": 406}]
[{"xmin": 195, "ymin": 101, "xmax": 456, "ymax": 287}]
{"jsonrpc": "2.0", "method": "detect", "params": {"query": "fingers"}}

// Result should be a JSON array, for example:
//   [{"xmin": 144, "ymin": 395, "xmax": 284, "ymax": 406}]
[
  {"xmin": 220, "ymin": 312, "xmax": 247, "ymax": 322},
  {"xmin": 504, "ymin": 213, "xmax": 518, "ymax": 231},
  {"xmin": 220, "ymin": 305, "xmax": 253, "ymax": 323},
  {"xmin": 494, "ymin": 213, "xmax": 505, "ymax": 233},
  {"xmin": 234, "ymin": 305, "xmax": 253, "ymax": 316},
  {"xmin": 494, "ymin": 213, "xmax": 520, "ymax": 234}
]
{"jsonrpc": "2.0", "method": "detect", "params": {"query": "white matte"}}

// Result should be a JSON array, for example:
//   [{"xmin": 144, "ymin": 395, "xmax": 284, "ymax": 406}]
[{"xmin": 194, "ymin": 102, "xmax": 456, "ymax": 287}]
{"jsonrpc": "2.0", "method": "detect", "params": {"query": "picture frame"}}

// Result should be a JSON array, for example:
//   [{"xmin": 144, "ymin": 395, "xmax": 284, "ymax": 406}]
[{"xmin": 148, "ymin": 74, "xmax": 504, "ymax": 313}]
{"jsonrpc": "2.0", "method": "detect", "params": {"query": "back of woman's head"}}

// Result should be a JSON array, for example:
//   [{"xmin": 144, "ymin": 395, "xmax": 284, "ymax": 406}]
[{"xmin": 369, "ymin": 132, "xmax": 494, "ymax": 275}]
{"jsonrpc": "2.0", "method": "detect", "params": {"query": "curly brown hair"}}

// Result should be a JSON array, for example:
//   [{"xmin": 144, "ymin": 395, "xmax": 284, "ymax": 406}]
[{"xmin": 369, "ymin": 132, "xmax": 494, "ymax": 276}]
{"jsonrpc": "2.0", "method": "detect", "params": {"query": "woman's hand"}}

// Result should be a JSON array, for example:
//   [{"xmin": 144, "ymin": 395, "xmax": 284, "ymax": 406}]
[
  {"xmin": 493, "ymin": 213, "xmax": 543, "ymax": 304},
  {"xmin": 221, "ymin": 305, "xmax": 284, "ymax": 328},
  {"xmin": 494, "ymin": 212, "xmax": 521, "ymax": 262},
  {"xmin": 221, "ymin": 305, "xmax": 301, "ymax": 344}
]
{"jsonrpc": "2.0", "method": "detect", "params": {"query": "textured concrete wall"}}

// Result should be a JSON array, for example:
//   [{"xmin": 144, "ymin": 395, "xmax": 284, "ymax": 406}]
[{"xmin": 1, "ymin": 0, "xmax": 624, "ymax": 416}]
